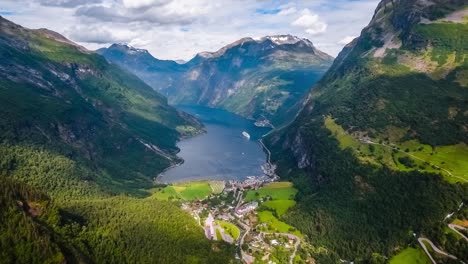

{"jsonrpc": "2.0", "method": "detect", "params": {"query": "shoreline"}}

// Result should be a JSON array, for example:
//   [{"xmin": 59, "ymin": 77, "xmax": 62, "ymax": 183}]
[
  {"xmin": 259, "ymin": 138, "xmax": 272, "ymax": 166},
  {"xmin": 154, "ymin": 159, "xmax": 184, "ymax": 184}
]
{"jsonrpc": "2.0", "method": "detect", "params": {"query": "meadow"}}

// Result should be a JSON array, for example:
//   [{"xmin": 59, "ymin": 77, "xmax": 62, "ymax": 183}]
[
  {"xmin": 244, "ymin": 182, "xmax": 297, "ymax": 202},
  {"xmin": 153, "ymin": 181, "xmax": 213, "ymax": 201},
  {"xmin": 262, "ymin": 200, "xmax": 296, "ymax": 217},
  {"xmin": 216, "ymin": 220, "xmax": 240, "ymax": 240},
  {"xmin": 257, "ymin": 211, "xmax": 302, "ymax": 237},
  {"xmin": 389, "ymin": 248, "xmax": 431, "ymax": 264},
  {"xmin": 324, "ymin": 116, "xmax": 468, "ymax": 183}
]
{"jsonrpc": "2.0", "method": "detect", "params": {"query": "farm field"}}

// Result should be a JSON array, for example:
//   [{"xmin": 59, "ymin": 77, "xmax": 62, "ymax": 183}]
[
  {"xmin": 152, "ymin": 181, "xmax": 212, "ymax": 201},
  {"xmin": 389, "ymin": 248, "xmax": 431, "ymax": 264},
  {"xmin": 244, "ymin": 182, "xmax": 297, "ymax": 202},
  {"xmin": 209, "ymin": 181, "xmax": 226, "ymax": 194},
  {"xmin": 257, "ymin": 211, "xmax": 302, "ymax": 237},
  {"xmin": 262, "ymin": 200, "xmax": 296, "ymax": 217}
]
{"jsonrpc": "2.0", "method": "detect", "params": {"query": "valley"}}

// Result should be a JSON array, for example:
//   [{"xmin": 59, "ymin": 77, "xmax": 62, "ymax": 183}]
[
  {"xmin": 1, "ymin": 0, "xmax": 467, "ymax": 263},
  {"xmin": 98, "ymin": 36, "xmax": 333, "ymax": 127}
]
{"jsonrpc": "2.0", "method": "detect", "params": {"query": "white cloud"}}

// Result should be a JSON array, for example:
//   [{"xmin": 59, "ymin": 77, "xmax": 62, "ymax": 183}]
[
  {"xmin": 291, "ymin": 9, "xmax": 327, "ymax": 35},
  {"xmin": 122, "ymin": 0, "xmax": 168, "ymax": 9},
  {"xmin": 67, "ymin": 25, "xmax": 136, "ymax": 44},
  {"xmin": 277, "ymin": 3, "xmax": 297, "ymax": 16},
  {"xmin": 338, "ymin": 35, "xmax": 356, "ymax": 45},
  {"xmin": 2, "ymin": 0, "xmax": 380, "ymax": 60}
]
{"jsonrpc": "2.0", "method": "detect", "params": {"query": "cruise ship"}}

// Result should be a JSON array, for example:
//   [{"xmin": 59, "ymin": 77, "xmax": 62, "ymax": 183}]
[{"xmin": 242, "ymin": 131, "xmax": 250, "ymax": 140}]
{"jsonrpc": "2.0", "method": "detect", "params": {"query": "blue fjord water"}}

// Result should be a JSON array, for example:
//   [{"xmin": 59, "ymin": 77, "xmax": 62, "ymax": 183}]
[{"xmin": 159, "ymin": 105, "xmax": 271, "ymax": 183}]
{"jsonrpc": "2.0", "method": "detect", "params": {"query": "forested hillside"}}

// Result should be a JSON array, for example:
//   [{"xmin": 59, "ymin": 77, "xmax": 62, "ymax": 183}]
[
  {"xmin": 266, "ymin": 0, "xmax": 468, "ymax": 262},
  {"xmin": 0, "ymin": 16, "xmax": 233, "ymax": 263}
]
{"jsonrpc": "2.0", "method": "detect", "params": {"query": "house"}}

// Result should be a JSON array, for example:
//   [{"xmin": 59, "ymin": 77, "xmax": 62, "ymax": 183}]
[{"xmin": 235, "ymin": 202, "xmax": 258, "ymax": 217}]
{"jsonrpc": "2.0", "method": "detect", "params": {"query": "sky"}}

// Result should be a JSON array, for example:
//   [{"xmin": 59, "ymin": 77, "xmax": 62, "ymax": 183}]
[{"xmin": 1, "ymin": 0, "xmax": 380, "ymax": 61}]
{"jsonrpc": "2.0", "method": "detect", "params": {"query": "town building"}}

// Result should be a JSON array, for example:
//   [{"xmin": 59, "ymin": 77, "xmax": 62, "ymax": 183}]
[
  {"xmin": 235, "ymin": 201, "xmax": 258, "ymax": 217},
  {"xmin": 204, "ymin": 213, "xmax": 216, "ymax": 240}
]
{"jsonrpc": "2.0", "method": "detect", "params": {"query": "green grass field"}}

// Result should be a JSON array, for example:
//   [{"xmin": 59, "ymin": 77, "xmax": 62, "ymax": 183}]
[
  {"xmin": 216, "ymin": 220, "xmax": 240, "ymax": 240},
  {"xmin": 258, "ymin": 211, "xmax": 302, "ymax": 237},
  {"xmin": 389, "ymin": 248, "xmax": 431, "ymax": 264},
  {"xmin": 209, "ymin": 181, "xmax": 225, "ymax": 194},
  {"xmin": 452, "ymin": 219, "xmax": 468, "ymax": 227},
  {"xmin": 244, "ymin": 182, "xmax": 297, "ymax": 202},
  {"xmin": 216, "ymin": 228, "xmax": 222, "ymax": 241},
  {"xmin": 262, "ymin": 200, "xmax": 296, "ymax": 217},
  {"xmin": 152, "ymin": 182, "xmax": 213, "ymax": 201}
]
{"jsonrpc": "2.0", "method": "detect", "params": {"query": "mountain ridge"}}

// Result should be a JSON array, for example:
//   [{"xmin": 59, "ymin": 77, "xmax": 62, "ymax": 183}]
[
  {"xmin": 0, "ymin": 15, "xmax": 203, "ymax": 194},
  {"xmin": 99, "ymin": 35, "xmax": 334, "ymax": 126},
  {"xmin": 264, "ymin": 0, "xmax": 468, "ymax": 261}
]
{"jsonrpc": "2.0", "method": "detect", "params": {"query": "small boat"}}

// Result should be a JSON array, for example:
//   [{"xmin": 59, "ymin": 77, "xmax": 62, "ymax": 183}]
[{"xmin": 242, "ymin": 131, "xmax": 250, "ymax": 140}]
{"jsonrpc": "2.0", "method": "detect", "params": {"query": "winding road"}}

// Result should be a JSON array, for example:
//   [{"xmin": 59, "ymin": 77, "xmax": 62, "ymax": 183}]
[
  {"xmin": 361, "ymin": 140, "xmax": 468, "ymax": 183},
  {"xmin": 239, "ymin": 221, "xmax": 253, "ymax": 264},
  {"xmin": 418, "ymin": 238, "xmax": 458, "ymax": 264},
  {"xmin": 448, "ymin": 224, "xmax": 468, "ymax": 242}
]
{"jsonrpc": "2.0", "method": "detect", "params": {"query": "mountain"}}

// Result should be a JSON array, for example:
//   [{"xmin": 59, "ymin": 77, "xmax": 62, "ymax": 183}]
[
  {"xmin": 265, "ymin": 0, "xmax": 468, "ymax": 262},
  {"xmin": 0, "ymin": 16, "xmax": 207, "ymax": 194},
  {"xmin": 97, "ymin": 43, "xmax": 187, "ymax": 92},
  {"xmin": 0, "ymin": 16, "xmax": 233, "ymax": 263},
  {"xmin": 99, "ymin": 35, "xmax": 333, "ymax": 126}
]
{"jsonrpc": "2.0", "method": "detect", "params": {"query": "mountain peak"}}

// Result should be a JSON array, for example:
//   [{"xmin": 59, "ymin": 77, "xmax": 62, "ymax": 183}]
[
  {"xmin": 108, "ymin": 43, "xmax": 150, "ymax": 55},
  {"xmin": 192, "ymin": 35, "xmax": 322, "ymax": 62},
  {"xmin": 257, "ymin": 35, "xmax": 311, "ymax": 46}
]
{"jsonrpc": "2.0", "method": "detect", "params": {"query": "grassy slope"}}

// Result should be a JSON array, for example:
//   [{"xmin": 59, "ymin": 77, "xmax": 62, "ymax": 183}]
[
  {"xmin": 262, "ymin": 200, "xmax": 296, "ymax": 217},
  {"xmin": 244, "ymin": 182, "xmax": 297, "ymax": 202},
  {"xmin": 389, "ymin": 247, "xmax": 431, "ymax": 264},
  {"xmin": 324, "ymin": 117, "xmax": 468, "ymax": 183},
  {"xmin": 248, "ymin": 182, "xmax": 302, "ymax": 237},
  {"xmin": 216, "ymin": 220, "xmax": 240, "ymax": 240}
]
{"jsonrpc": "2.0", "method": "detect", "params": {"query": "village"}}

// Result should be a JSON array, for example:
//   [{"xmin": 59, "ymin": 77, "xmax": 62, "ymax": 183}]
[{"xmin": 180, "ymin": 161, "xmax": 303, "ymax": 264}]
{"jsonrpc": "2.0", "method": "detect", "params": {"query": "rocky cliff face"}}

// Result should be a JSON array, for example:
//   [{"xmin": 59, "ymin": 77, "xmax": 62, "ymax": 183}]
[{"xmin": 99, "ymin": 35, "xmax": 333, "ymax": 126}]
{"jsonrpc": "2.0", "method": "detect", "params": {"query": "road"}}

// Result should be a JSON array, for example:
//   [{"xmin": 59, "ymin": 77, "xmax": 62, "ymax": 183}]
[
  {"xmin": 259, "ymin": 139, "xmax": 271, "ymax": 164},
  {"xmin": 361, "ymin": 140, "xmax": 468, "ymax": 183},
  {"xmin": 259, "ymin": 232, "xmax": 301, "ymax": 264},
  {"xmin": 239, "ymin": 221, "xmax": 252, "ymax": 264},
  {"xmin": 418, "ymin": 238, "xmax": 458, "ymax": 264},
  {"xmin": 235, "ymin": 190, "xmax": 244, "ymax": 209},
  {"xmin": 448, "ymin": 224, "xmax": 468, "ymax": 242}
]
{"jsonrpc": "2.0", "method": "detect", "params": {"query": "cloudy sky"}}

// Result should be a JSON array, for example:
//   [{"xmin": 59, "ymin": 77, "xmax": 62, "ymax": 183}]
[{"xmin": 1, "ymin": 0, "xmax": 379, "ymax": 60}]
